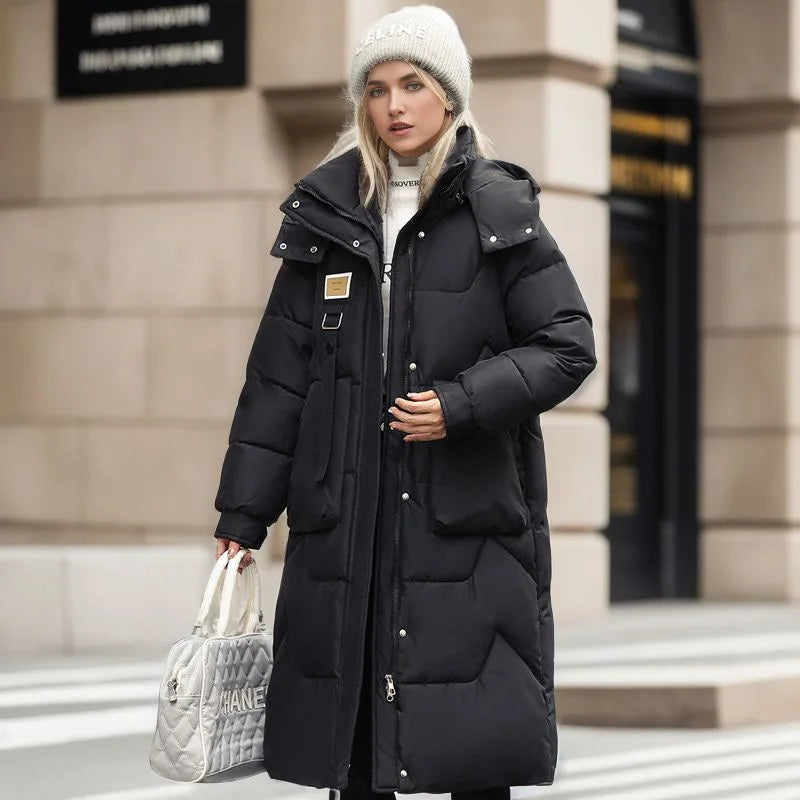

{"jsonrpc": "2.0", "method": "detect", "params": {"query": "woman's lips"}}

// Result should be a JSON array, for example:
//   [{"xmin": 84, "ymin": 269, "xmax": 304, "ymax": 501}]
[{"xmin": 389, "ymin": 125, "xmax": 414, "ymax": 136}]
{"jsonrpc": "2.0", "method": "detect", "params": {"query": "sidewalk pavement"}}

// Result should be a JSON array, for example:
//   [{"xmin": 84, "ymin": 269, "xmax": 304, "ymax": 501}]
[{"xmin": 554, "ymin": 599, "xmax": 800, "ymax": 728}]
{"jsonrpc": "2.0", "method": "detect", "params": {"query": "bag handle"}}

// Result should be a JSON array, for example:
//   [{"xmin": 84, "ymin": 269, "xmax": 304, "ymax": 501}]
[
  {"xmin": 193, "ymin": 551, "xmax": 234, "ymax": 634},
  {"xmin": 193, "ymin": 551, "xmax": 261, "ymax": 636},
  {"xmin": 217, "ymin": 550, "xmax": 262, "ymax": 636}
]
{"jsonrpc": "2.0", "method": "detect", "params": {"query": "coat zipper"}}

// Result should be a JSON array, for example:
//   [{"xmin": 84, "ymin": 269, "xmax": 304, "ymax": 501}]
[
  {"xmin": 384, "ymin": 232, "xmax": 417, "ymax": 704},
  {"xmin": 294, "ymin": 171, "xmax": 468, "ymax": 710},
  {"xmin": 381, "ymin": 174, "xmax": 466, "ymax": 707},
  {"xmin": 289, "ymin": 168, "xmax": 471, "ymax": 783}
]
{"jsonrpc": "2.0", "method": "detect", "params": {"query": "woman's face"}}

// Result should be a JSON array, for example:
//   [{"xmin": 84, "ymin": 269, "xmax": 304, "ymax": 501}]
[{"xmin": 365, "ymin": 60, "xmax": 448, "ymax": 158}]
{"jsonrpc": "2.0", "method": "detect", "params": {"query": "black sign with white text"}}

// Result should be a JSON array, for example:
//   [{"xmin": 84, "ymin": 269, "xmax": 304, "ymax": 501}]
[{"xmin": 57, "ymin": 1, "xmax": 246, "ymax": 97}]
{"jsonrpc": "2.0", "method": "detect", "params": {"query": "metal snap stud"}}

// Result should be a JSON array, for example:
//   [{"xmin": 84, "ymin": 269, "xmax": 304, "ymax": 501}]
[
  {"xmin": 279, "ymin": 242, "xmax": 287, "ymax": 250},
  {"xmin": 409, "ymin": 362, "xmax": 417, "ymax": 370},
  {"xmin": 353, "ymin": 239, "xmax": 360, "ymax": 247},
  {"xmin": 310, "ymin": 245, "xmax": 318, "ymax": 253},
  {"xmin": 292, "ymin": 200, "xmax": 300, "ymax": 208},
  {"xmin": 417, "ymin": 231, "xmax": 425, "ymax": 238},
  {"xmin": 489, "ymin": 235, "xmax": 497, "ymax": 243},
  {"xmin": 525, "ymin": 227, "xmax": 533, "ymax": 234},
  {"xmin": 401, "ymin": 492, "xmax": 409, "ymax": 500},
  {"xmin": 399, "ymin": 628, "xmax": 407, "ymax": 637},
  {"xmin": 400, "ymin": 769, "xmax": 408, "ymax": 778}
]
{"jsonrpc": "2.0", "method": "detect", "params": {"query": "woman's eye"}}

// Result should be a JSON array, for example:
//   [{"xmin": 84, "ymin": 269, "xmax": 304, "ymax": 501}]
[{"xmin": 367, "ymin": 82, "xmax": 421, "ymax": 97}]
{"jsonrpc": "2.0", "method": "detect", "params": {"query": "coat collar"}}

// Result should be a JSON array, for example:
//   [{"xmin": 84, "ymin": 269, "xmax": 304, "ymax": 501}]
[
  {"xmin": 280, "ymin": 124, "xmax": 542, "ymax": 260},
  {"xmin": 293, "ymin": 123, "xmax": 476, "ymax": 229}
]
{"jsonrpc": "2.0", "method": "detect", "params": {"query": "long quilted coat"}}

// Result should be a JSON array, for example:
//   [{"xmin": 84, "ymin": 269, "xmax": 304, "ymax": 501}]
[{"xmin": 213, "ymin": 124, "xmax": 596, "ymax": 794}]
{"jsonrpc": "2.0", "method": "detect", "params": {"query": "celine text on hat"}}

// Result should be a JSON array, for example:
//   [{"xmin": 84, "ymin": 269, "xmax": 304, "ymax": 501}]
[{"xmin": 354, "ymin": 25, "xmax": 428, "ymax": 56}]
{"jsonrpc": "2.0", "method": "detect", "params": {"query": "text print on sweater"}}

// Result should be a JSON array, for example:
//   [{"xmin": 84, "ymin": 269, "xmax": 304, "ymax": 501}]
[{"xmin": 382, "ymin": 147, "xmax": 431, "ymax": 379}]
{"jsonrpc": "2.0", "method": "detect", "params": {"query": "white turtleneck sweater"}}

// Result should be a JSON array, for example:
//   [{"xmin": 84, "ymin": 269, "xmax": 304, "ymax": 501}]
[{"xmin": 382, "ymin": 147, "xmax": 430, "ymax": 379}]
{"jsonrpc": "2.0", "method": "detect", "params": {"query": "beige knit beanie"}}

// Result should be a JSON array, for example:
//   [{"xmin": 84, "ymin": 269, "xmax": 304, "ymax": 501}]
[{"xmin": 348, "ymin": 4, "xmax": 472, "ymax": 115}]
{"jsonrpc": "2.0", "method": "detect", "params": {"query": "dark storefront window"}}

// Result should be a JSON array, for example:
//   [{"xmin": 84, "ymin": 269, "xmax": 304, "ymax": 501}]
[{"xmin": 605, "ymin": 0, "xmax": 699, "ymax": 601}]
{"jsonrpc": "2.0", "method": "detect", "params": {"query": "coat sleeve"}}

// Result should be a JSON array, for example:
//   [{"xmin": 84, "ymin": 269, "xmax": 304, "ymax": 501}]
[
  {"xmin": 431, "ymin": 218, "xmax": 597, "ymax": 438},
  {"xmin": 213, "ymin": 252, "xmax": 317, "ymax": 550}
]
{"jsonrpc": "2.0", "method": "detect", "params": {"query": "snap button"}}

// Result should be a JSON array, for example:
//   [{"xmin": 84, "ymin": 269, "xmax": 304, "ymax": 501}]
[
  {"xmin": 292, "ymin": 200, "xmax": 300, "ymax": 208},
  {"xmin": 489, "ymin": 235, "xmax": 497, "ymax": 243},
  {"xmin": 310, "ymin": 245, "xmax": 318, "ymax": 253},
  {"xmin": 417, "ymin": 231, "xmax": 425, "ymax": 238},
  {"xmin": 279, "ymin": 242, "xmax": 287, "ymax": 250},
  {"xmin": 525, "ymin": 227, "xmax": 533, "ymax": 234},
  {"xmin": 400, "ymin": 769, "xmax": 408, "ymax": 778},
  {"xmin": 401, "ymin": 492, "xmax": 409, "ymax": 500},
  {"xmin": 399, "ymin": 628, "xmax": 407, "ymax": 637},
  {"xmin": 409, "ymin": 362, "xmax": 417, "ymax": 370},
  {"xmin": 353, "ymin": 239, "xmax": 360, "ymax": 247}
]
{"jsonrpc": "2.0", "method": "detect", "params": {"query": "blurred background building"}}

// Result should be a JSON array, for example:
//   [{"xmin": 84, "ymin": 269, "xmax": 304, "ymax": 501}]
[{"xmin": 0, "ymin": 0, "xmax": 797, "ymax": 656}]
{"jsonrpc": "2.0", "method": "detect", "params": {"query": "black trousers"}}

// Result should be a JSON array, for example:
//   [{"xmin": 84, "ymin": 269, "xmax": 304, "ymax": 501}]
[{"xmin": 335, "ymin": 527, "xmax": 510, "ymax": 800}]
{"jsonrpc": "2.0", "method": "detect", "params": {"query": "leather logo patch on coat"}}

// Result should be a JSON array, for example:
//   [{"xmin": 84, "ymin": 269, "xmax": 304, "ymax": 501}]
[{"xmin": 324, "ymin": 272, "xmax": 352, "ymax": 299}]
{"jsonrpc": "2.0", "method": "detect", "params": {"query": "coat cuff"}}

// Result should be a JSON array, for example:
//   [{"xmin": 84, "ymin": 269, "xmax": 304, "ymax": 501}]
[
  {"xmin": 432, "ymin": 380, "xmax": 474, "ymax": 438},
  {"xmin": 214, "ymin": 510, "xmax": 268, "ymax": 550}
]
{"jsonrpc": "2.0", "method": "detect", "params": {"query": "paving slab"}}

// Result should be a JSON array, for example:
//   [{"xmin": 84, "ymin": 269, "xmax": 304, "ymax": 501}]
[{"xmin": 554, "ymin": 600, "xmax": 800, "ymax": 727}]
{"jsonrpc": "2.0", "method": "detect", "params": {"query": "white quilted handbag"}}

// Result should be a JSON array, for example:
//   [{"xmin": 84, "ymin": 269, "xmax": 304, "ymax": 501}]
[{"xmin": 149, "ymin": 549, "xmax": 274, "ymax": 783}]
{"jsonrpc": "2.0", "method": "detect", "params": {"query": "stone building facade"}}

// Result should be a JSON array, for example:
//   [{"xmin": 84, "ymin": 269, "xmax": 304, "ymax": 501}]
[{"xmin": 0, "ymin": 0, "xmax": 796, "ymax": 654}]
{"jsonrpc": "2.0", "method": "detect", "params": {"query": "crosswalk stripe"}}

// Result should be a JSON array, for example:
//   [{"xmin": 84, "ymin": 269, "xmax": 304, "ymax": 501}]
[
  {"xmin": 0, "ymin": 680, "xmax": 158, "ymax": 708},
  {"xmin": 0, "ymin": 704, "xmax": 155, "ymax": 750},
  {"xmin": 536, "ymin": 762, "xmax": 800, "ymax": 800},
  {"xmin": 62, "ymin": 788, "xmax": 193, "ymax": 800},
  {"xmin": 523, "ymin": 743, "xmax": 798, "ymax": 797},
  {"xmin": 722, "ymin": 786, "xmax": 800, "ymax": 800},
  {"xmin": 557, "ymin": 725, "xmax": 800, "ymax": 775},
  {"xmin": 61, "ymin": 784, "xmax": 327, "ymax": 800},
  {"xmin": 0, "ymin": 662, "xmax": 163, "ymax": 689}
]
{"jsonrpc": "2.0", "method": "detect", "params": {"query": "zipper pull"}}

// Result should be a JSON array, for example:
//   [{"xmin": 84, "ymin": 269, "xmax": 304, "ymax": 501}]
[
  {"xmin": 167, "ymin": 676, "xmax": 178, "ymax": 703},
  {"xmin": 384, "ymin": 673, "xmax": 396, "ymax": 702}
]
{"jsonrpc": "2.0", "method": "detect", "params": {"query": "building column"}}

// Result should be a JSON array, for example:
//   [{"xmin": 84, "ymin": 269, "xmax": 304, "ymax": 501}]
[{"xmin": 697, "ymin": 0, "xmax": 800, "ymax": 600}]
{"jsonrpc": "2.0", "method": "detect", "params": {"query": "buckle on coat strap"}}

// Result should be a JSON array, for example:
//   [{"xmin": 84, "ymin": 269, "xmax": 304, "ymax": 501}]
[{"xmin": 322, "ymin": 311, "xmax": 342, "ymax": 330}]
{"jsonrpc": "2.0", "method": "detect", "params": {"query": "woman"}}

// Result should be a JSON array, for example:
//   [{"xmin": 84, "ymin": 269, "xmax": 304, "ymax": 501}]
[{"xmin": 214, "ymin": 5, "xmax": 596, "ymax": 799}]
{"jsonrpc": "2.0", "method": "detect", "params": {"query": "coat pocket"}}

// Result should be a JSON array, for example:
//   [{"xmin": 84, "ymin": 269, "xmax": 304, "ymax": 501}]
[
  {"xmin": 429, "ymin": 428, "xmax": 531, "ymax": 535},
  {"xmin": 287, "ymin": 364, "xmax": 352, "ymax": 533}
]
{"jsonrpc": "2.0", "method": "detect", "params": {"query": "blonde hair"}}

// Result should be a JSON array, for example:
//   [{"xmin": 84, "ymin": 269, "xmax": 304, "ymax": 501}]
[{"xmin": 319, "ymin": 61, "xmax": 496, "ymax": 211}]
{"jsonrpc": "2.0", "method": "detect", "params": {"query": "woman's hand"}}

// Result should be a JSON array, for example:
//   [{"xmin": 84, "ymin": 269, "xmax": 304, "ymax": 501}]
[
  {"xmin": 216, "ymin": 538, "xmax": 254, "ymax": 573},
  {"xmin": 388, "ymin": 390, "xmax": 446, "ymax": 442}
]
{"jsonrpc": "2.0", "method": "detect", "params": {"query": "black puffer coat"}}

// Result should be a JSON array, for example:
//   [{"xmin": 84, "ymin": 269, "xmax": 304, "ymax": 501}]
[{"xmin": 213, "ymin": 124, "xmax": 596, "ymax": 793}]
